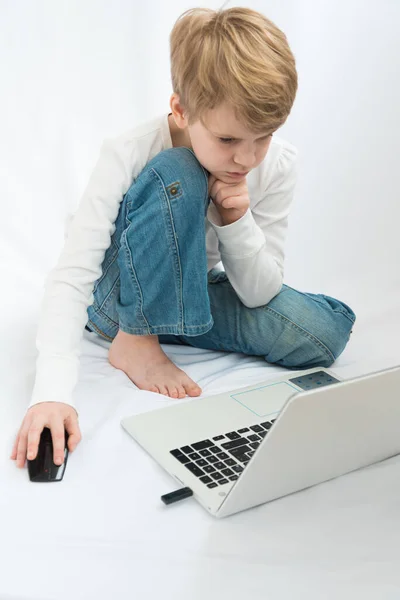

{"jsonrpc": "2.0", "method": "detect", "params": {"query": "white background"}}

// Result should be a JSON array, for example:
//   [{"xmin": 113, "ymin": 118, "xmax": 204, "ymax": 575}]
[
  {"xmin": 1, "ymin": 0, "xmax": 399, "ymax": 313},
  {"xmin": 1, "ymin": 1, "xmax": 400, "ymax": 599}
]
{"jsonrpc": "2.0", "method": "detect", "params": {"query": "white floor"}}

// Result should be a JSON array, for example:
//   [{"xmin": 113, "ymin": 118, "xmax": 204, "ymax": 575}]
[{"xmin": 1, "ymin": 280, "xmax": 400, "ymax": 599}]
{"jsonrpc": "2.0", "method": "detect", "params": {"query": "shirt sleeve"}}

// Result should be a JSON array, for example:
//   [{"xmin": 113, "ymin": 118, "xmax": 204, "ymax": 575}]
[
  {"xmin": 206, "ymin": 143, "xmax": 298, "ymax": 308},
  {"xmin": 29, "ymin": 138, "xmax": 133, "ymax": 412}
]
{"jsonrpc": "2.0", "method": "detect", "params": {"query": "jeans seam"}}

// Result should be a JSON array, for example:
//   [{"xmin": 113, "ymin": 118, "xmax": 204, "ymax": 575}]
[
  {"xmin": 331, "ymin": 308, "xmax": 355, "ymax": 323},
  {"xmin": 86, "ymin": 319, "xmax": 114, "ymax": 341},
  {"xmin": 263, "ymin": 305, "xmax": 336, "ymax": 362},
  {"xmin": 119, "ymin": 317, "xmax": 214, "ymax": 336},
  {"xmin": 97, "ymin": 275, "xmax": 120, "ymax": 317},
  {"xmin": 150, "ymin": 167, "xmax": 184, "ymax": 331},
  {"xmin": 91, "ymin": 305, "xmax": 119, "ymax": 328},
  {"xmin": 93, "ymin": 241, "xmax": 118, "ymax": 293},
  {"xmin": 120, "ymin": 228, "xmax": 151, "ymax": 332}
]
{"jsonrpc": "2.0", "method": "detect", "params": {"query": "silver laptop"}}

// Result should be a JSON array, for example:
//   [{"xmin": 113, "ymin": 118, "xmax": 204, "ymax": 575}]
[{"xmin": 121, "ymin": 364, "xmax": 400, "ymax": 518}]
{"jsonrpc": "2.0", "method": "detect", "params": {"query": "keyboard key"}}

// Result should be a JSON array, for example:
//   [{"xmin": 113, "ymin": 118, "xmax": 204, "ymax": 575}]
[
  {"xmin": 224, "ymin": 458, "xmax": 237, "ymax": 467},
  {"xmin": 258, "ymin": 430, "xmax": 267, "ymax": 438},
  {"xmin": 221, "ymin": 438, "xmax": 248, "ymax": 450},
  {"xmin": 230, "ymin": 445, "xmax": 251, "ymax": 457},
  {"xmin": 191, "ymin": 439, "xmax": 214, "ymax": 451},
  {"xmin": 211, "ymin": 472, "xmax": 223, "ymax": 481},
  {"xmin": 248, "ymin": 434, "xmax": 261, "ymax": 442},
  {"xmin": 212, "ymin": 435, "xmax": 225, "ymax": 441},
  {"xmin": 170, "ymin": 449, "xmax": 184, "ymax": 457},
  {"xmin": 175, "ymin": 454, "xmax": 191, "ymax": 464},
  {"xmin": 229, "ymin": 475, "xmax": 239, "ymax": 481},
  {"xmin": 271, "ymin": 419, "xmax": 276, "ymax": 423},
  {"xmin": 221, "ymin": 468, "xmax": 234, "ymax": 477},
  {"xmin": 200, "ymin": 475, "xmax": 213, "ymax": 484},
  {"xmin": 214, "ymin": 462, "xmax": 225, "ymax": 470},
  {"xmin": 170, "ymin": 450, "xmax": 191, "ymax": 465},
  {"xmin": 196, "ymin": 459, "xmax": 208, "ymax": 467},
  {"xmin": 184, "ymin": 463, "xmax": 204, "ymax": 477},
  {"xmin": 238, "ymin": 427, "xmax": 250, "ymax": 433},
  {"xmin": 218, "ymin": 478, "xmax": 229, "ymax": 485},
  {"xmin": 199, "ymin": 449, "xmax": 212, "ymax": 457},
  {"xmin": 180, "ymin": 446, "xmax": 193, "ymax": 454},
  {"xmin": 249, "ymin": 442, "xmax": 260, "ymax": 450},
  {"xmin": 261, "ymin": 421, "xmax": 273, "ymax": 429},
  {"xmin": 226, "ymin": 432, "xmax": 241, "ymax": 440},
  {"xmin": 234, "ymin": 454, "xmax": 250, "ymax": 463},
  {"xmin": 250, "ymin": 425, "xmax": 264, "ymax": 433},
  {"xmin": 247, "ymin": 451, "xmax": 255, "ymax": 458},
  {"xmin": 207, "ymin": 482, "xmax": 218, "ymax": 489},
  {"xmin": 215, "ymin": 451, "xmax": 229, "ymax": 460},
  {"xmin": 207, "ymin": 455, "xmax": 219, "ymax": 464},
  {"xmin": 210, "ymin": 446, "xmax": 222, "ymax": 454},
  {"xmin": 232, "ymin": 465, "xmax": 243, "ymax": 473},
  {"xmin": 203, "ymin": 465, "xmax": 216, "ymax": 474},
  {"xmin": 188, "ymin": 452, "xmax": 201, "ymax": 460}
]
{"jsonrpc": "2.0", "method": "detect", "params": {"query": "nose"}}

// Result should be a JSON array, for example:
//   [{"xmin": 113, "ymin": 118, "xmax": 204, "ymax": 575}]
[{"xmin": 233, "ymin": 149, "xmax": 257, "ymax": 171}]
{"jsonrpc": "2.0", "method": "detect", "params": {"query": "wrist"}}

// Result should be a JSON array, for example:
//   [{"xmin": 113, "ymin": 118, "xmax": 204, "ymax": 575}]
[{"xmin": 220, "ymin": 210, "xmax": 247, "ymax": 226}]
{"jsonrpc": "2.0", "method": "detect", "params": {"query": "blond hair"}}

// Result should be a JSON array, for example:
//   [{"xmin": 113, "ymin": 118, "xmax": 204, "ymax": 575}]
[{"xmin": 169, "ymin": 7, "xmax": 298, "ymax": 133}]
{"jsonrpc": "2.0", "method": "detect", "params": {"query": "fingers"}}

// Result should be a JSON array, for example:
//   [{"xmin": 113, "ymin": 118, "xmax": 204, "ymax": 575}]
[
  {"xmin": 50, "ymin": 419, "xmax": 68, "ymax": 466},
  {"xmin": 210, "ymin": 181, "xmax": 246, "ymax": 209},
  {"xmin": 26, "ymin": 423, "xmax": 45, "ymax": 461},
  {"xmin": 208, "ymin": 174, "xmax": 217, "ymax": 195},
  {"xmin": 16, "ymin": 426, "xmax": 30, "ymax": 468},
  {"xmin": 10, "ymin": 431, "xmax": 20, "ymax": 460},
  {"xmin": 64, "ymin": 414, "xmax": 82, "ymax": 453},
  {"xmin": 11, "ymin": 403, "xmax": 82, "ymax": 470}
]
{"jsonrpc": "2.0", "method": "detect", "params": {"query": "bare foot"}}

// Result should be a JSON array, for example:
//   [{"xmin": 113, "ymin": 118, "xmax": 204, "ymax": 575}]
[{"xmin": 108, "ymin": 330, "xmax": 202, "ymax": 399}]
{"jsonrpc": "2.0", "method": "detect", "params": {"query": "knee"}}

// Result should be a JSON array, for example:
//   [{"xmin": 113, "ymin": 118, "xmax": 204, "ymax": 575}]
[
  {"xmin": 264, "ymin": 319, "xmax": 340, "ymax": 370},
  {"xmin": 123, "ymin": 146, "xmax": 209, "ymax": 221},
  {"xmin": 130, "ymin": 147, "xmax": 209, "ymax": 216},
  {"xmin": 262, "ymin": 290, "xmax": 356, "ymax": 370},
  {"xmin": 309, "ymin": 293, "xmax": 356, "ymax": 364},
  {"xmin": 147, "ymin": 147, "xmax": 208, "ymax": 194}
]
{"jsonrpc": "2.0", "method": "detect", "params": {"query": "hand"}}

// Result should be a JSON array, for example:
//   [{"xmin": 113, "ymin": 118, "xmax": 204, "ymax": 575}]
[
  {"xmin": 10, "ymin": 402, "xmax": 81, "ymax": 468},
  {"xmin": 208, "ymin": 174, "xmax": 250, "ymax": 225}
]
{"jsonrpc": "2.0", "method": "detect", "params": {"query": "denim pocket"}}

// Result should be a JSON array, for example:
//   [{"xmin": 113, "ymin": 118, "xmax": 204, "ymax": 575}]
[{"xmin": 166, "ymin": 180, "xmax": 183, "ymax": 201}]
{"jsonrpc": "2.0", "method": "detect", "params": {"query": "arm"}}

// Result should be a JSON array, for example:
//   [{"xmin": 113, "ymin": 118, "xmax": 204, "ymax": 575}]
[
  {"xmin": 29, "ymin": 138, "xmax": 133, "ymax": 410},
  {"xmin": 206, "ymin": 144, "xmax": 298, "ymax": 308}
]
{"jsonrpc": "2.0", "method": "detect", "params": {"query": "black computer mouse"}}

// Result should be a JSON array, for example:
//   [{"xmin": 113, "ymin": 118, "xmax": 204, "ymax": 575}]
[{"xmin": 27, "ymin": 427, "xmax": 69, "ymax": 482}]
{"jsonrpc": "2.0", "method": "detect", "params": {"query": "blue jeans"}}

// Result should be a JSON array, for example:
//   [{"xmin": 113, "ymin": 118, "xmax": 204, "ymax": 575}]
[{"xmin": 86, "ymin": 147, "xmax": 356, "ymax": 370}]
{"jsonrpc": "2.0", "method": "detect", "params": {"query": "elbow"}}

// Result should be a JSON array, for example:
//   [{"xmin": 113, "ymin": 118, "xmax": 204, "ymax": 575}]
[{"xmin": 240, "ymin": 277, "xmax": 283, "ymax": 309}]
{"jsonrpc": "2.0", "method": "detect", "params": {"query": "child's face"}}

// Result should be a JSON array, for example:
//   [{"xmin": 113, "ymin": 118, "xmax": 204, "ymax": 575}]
[{"xmin": 172, "ymin": 99, "xmax": 274, "ymax": 184}]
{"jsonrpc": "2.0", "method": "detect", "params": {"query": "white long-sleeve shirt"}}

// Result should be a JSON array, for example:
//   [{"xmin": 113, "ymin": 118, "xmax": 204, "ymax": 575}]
[{"xmin": 29, "ymin": 111, "xmax": 298, "ymax": 411}]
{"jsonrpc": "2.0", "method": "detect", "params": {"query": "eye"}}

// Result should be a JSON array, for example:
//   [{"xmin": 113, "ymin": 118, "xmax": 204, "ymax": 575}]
[{"xmin": 219, "ymin": 134, "xmax": 272, "ymax": 145}]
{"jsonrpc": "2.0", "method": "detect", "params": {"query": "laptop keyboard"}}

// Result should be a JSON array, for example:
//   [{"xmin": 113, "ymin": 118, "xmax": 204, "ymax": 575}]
[{"xmin": 170, "ymin": 420, "xmax": 276, "ymax": 489}]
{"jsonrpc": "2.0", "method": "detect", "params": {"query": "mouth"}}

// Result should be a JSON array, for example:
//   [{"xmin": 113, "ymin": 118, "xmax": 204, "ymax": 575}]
[{"xmin": 227, "ymin": 171, "xmax": 249, "ymax": 177}]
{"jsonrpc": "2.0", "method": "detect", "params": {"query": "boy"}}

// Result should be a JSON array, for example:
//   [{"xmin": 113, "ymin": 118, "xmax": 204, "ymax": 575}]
[{"xmin": 11, "ymin": 7, "xmax": 356, "ymax": 468}]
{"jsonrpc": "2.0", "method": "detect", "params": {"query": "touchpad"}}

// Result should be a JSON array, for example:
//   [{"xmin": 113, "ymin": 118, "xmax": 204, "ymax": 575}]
[{"xmin": 231, "ymin": 382, "xmax": 298, "ymax": 418}]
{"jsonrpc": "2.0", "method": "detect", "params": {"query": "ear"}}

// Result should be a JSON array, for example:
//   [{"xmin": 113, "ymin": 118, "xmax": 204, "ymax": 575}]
[{"xmin": 169, "ymin": 93, "xmax": 188, "ymax": 129}]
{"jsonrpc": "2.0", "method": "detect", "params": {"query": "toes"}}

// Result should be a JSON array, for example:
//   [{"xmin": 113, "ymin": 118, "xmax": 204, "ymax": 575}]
[
  {"xmin": 185, "ymin": 384, "xmax": 202, "ymax": 397},
  {"xmin": 176, "ymin": 386, "xmax": 186, "ymax": 399},
  {"xmin": 156, "ymin": 384, "xmax": 169, "ymax": 397},
  {"xmin": 147, "ymin": 384, "xmax": 185, "ymax": 398}
]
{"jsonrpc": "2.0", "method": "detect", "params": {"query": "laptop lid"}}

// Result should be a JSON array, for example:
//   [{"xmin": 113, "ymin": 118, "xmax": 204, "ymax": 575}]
[{"xmin": 217, "ymin": 365, "xmax": 400, "ymax": 518}]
